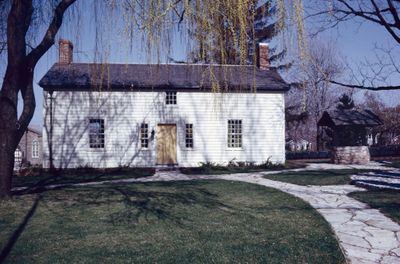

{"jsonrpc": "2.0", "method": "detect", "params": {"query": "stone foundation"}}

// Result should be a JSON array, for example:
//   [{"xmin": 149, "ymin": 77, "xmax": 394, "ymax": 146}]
[{"xmin": 332, "ymin": 146, "xmax": 370, "ymax": 165}]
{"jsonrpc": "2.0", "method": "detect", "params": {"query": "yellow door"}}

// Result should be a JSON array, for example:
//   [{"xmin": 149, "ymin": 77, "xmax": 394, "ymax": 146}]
[{"xmin": 157, "ymin": 124, "xmax": 177, "ymax": 164}]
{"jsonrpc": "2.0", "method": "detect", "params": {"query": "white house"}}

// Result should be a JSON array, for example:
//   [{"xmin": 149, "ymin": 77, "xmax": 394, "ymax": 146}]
[{"xmin": 38, "ymin": 40, "xmax": 289, "ymax": 169}]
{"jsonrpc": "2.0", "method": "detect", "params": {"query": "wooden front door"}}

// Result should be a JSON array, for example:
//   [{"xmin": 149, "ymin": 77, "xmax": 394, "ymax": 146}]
[{"xmin": 157, "ymin": 124, "xmax": 177, "ymax": 165}]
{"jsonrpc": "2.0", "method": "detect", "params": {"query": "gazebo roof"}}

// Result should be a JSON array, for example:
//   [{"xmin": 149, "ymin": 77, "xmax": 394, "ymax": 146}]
[{"xmin": 317, "ymin": 109, "xmax": 383, "ymax": 127}]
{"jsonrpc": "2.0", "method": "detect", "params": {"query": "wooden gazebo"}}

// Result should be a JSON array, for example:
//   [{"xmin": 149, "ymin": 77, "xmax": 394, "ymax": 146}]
[{"xmin": 317, "ymin": 109, "xmax": 382, "ymax": 164}]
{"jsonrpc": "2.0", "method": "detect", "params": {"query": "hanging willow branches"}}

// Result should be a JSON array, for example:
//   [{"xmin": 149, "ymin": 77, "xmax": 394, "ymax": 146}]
[
  {"xmin": 0, "ymin": 0, "xmax": 307, "ymax": 197},
  {"xmin": 117, "ymin": 0, "xmax": 307, "ymax": 65},
  {"xmin": 0, "ymin": 0, "xmax": 307, "ymax": 67}
]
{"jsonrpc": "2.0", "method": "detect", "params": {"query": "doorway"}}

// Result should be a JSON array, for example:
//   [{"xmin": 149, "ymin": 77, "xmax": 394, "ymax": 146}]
[{"xmin": 156, "ymin": 124, "xmax": 177, "ymax": 165}]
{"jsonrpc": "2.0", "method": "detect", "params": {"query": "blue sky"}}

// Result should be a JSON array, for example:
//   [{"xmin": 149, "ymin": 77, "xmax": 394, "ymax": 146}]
[
  {"xmin": 312, "ymin": 16, "xmax": 400, "ymax": 105},
  {"xmin": 5, "ymin": 2, "xmax": 400, "ymax": 127}
]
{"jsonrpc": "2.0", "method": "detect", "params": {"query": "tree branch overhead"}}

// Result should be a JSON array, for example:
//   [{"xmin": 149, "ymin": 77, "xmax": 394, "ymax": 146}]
[{"xmin": 27, "ymin": 0, "xmax": 77, "ymax": 68}]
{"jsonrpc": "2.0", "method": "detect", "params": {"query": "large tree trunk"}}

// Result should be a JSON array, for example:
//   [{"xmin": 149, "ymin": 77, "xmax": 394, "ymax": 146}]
[
  {"xmin": 0, "ymin": 77, "xmax": 35, "ymax": 197},
  {"xmin": 0, "ymin": 72, "xmax": 34, "ymax": 197},
  {"xmin": 0, "ymin": 85, "xmax": 20, "ymax": 197},
  {"xmin": 0, "ymin": 0, "xmax": 76, "ymax": 197},
  {"xmin": 0, "ymin": 0, "xmax": 33, "ymax": 197},
  {"xmin": 0, "ymin": 129, "xmax": 17, "ymax": 197}
]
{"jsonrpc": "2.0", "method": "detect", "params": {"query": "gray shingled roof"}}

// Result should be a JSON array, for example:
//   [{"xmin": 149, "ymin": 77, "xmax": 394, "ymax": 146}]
[
  {"xmin": 27, "ymin": 127, "xmax": 42, "ymax": 135},
  {"xmin": 38, "ymin": 63, "xmax": 289, "ymax": 92},
  {"xmin": 318, "ymin": 109, "xmax": 383, "ymax": 127}
]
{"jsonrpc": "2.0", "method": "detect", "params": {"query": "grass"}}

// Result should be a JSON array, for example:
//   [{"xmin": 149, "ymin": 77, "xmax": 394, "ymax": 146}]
[
  {"xmin": 389, "ymin": 160, "xmax": 400, "ymax": 168},
  {"xmin": 180, "ymin": 160, "xmax": 306, "ymax": 175},
  {"xmin": 0, "ymin": 180, "xmax": 345, "ymax": 263},
  {"xmin": 349, "ymin": 190, "xmax": 400, "ymax": 225},
  {"xmin": 12, "ymin": 167, "xmax": 155, "ymax": 188},
  {"xmin": 373, "ymin": 159, "xmax": 400, "ymax": 169},
  {"xmin": 263, "ymin": 169, "xmax": 369, "ymax": 186}
]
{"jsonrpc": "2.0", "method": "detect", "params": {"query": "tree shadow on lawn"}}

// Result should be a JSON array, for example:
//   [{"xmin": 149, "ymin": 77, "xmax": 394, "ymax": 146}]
[
  {"xmin": 1, "ymin": 181, "xmax": 230, "ymax": 261},
  {"xmin": 0, "ymin": 195, "xmax": 42, "ymax": 263},
  {"xmin": 35, "ymin": 181, "xmax": 317, "ymax": 231},
  {"xmin": 2, "ymin": 180, "xmax": 324, "ymax": 262},
  {"xmin": 86, "ymin": 182, "xmax": 229, "ymax": 226},
  {"xmin": 12, "ymin": 167, "xmax": 155, "ymax": 190}
]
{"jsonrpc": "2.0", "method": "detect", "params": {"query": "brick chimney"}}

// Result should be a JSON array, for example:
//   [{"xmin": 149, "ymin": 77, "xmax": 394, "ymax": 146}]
[
  {"xmin": 257, "ymin": 43, "xmax": 269, "ymax": 70},
  {"xmin": 59, "ymin": 39, "xmax": 73, "ymax": 64}
]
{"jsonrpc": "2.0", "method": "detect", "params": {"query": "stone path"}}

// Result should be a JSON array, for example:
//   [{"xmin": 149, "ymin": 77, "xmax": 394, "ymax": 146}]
[
  {"xmin": 13, "ymin": 163, "xmax": 400, "ymax": 263},
  {"xmin": 289, "ymin": 161, "xmax": 395, "ymax": 172},
  {"xmin": 351, "ymin": 170, "xmax": 400, "ymax": 190}
]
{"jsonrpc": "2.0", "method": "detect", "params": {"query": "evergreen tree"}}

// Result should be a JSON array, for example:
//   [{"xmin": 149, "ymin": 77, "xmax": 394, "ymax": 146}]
[
  {"xmin": 337, "ymin": 93, "xmax": 355, "ymax": 110},
  {"xmin": 187, "ymin": 1, "xmax": 290, "ymax": 69}
]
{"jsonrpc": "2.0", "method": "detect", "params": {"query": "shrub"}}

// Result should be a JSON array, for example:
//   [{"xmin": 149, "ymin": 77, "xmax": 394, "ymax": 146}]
[{"xmin": 180, "ymin": 158, "xmax": 285, "ymax": 174}]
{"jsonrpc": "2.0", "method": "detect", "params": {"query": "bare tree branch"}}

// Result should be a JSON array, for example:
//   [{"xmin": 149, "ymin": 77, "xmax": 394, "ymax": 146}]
[
  {"xmin": 27, "ymin": 0, "xmax": 77, "ymax": 68},
  {"xmin": 329, "ymin": 80, "xmax": 400, "ymax": 91},
  {"xmin": 387, "ymin": 0, "xmax": 400, "ymax": 27},
  {"xmin": 18, "ymin": 0, "xmax": 76, "ymax": 140},
  {"xmin": 307, "ymin": 0, "xmax": 400, "ymax": 90},
  {"xmin": 369, "ymin": 0, "xmax": 400, "ymax": 43},
  {"xmin": 309, "ymin": 0, "xmax": 400, "ymax": 42}
]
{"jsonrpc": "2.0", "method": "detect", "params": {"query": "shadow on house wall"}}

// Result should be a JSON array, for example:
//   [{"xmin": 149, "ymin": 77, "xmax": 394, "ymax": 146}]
[{"xmin": 43, "ymin": 89, "xmax": 285, "ymax": 169}]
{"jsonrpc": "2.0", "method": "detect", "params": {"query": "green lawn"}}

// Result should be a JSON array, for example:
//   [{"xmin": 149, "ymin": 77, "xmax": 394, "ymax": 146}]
[
  {"xmin": 0, "ymin": 180, "xmax": 345, "ymax": 263},
  {"xmin": 349, "ymin": 190, "xmax": 400, "ymax": 224},
  {"xmin": 389, "ymin": 160, "xmax": 400, "ymax": 168},
  {"xmin": 12, "ymin": 167, "xmax": 155, "ymax": 188},
  {"xmin": 375, "ymin": 159, "xmax": 400, "ymax": 169},
  {"xmin": 263, "ymin": 169, "xmax": 368, "ymax": 186}
]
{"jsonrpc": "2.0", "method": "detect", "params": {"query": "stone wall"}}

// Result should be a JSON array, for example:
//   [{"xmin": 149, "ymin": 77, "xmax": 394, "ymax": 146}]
[{"xmin": 332, "ymin": 146, "xmax": 370, "ymax": 165}]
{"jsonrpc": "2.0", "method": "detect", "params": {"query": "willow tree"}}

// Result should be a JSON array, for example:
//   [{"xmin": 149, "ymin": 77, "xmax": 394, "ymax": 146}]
[
  {"xmin": 0, "ymin": 0, "xmax": 305, "ymax": 197},
  {"xmin": 184, "ymin": 0, "xmax": 291, "ymax": 70}
]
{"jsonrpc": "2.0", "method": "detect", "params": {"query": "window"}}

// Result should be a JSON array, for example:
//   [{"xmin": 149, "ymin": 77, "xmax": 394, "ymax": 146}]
[
  {"xmin": 15, "ymin": 148, "xmax": 22, "ymax": 166},
  {"xmin": 32, "ymin": 140, "xmax": 39, "ymax": 158},
  {"xmin": 140, "ymin": 123, "xmax": 149, "ymax": 148},
  {"xmin": 166, "ymin": 91, "xmax": 177, "ymax": 105},
  {"xmin": 185, "ymin": 124, "xmax": 193, "ymax": 148},
  {"xmin": 89, "ymin": 119, "xmax": 105, "ymax": 148},
  {"xmin": 227, "ymin": 120, "xmax": 242, "ymax": 148}
]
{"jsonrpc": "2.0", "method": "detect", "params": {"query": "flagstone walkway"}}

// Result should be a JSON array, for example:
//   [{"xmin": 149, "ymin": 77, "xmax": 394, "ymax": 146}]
[{"xmin": 351, "ymin": 170, "xmax": 400, "ymax": 190}]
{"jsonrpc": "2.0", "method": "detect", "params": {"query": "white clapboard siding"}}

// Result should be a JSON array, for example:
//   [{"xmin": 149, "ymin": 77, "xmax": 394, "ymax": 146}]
[{"xmin": 42, "ymin": 90, "xmax": 285, "ymax": 168}]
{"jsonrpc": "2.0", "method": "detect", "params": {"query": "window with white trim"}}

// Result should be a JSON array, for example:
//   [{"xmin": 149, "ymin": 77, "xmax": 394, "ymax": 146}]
[
  {"xmin": 32, "ymin": 140, "xmax": 39, "ymax": 158},
  {"xmin": 227, "ymin": 120, "xmax": 242, "ymax": 148},
  {"xmin": 185, "ymin": 124, "xmax": 193, "ymax": 148},
  {"xmin": 15, "ymin": 147, "xmax": 22, "ymax": 167},
  {"xmin": 166, "ymin": 91, "xmax": 177, "ymax": 105},
  {"xmin": 140, "ymin": 123, "xmax": 149, "ymax": 148},
  {"xmin": 89, "ymin": 119, "xmax": 105, "ymax": 148}
]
